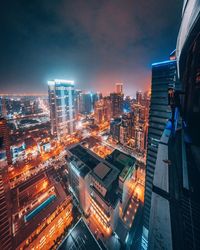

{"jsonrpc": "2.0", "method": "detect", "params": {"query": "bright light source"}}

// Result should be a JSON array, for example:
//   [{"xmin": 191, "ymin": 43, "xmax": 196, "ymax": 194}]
[{"xmin": 47, "ymin": 79, "xmax": 74, "ymax": 85}]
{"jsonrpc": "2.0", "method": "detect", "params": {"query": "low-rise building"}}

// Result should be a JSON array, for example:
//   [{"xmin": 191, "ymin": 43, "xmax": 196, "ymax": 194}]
[
  {"xmin": 66, "ymin": 144, "xmax": 136, "ymax": 234},
  {"xmin": 58, "ymin": 218, "xmax": 102, "ymax": 250},
  {"xmin": 90, "ymin": 162, "xmax": 120, "ymax": 233},
  {"xmin": 106, "ymin": 150, "xmax": 136, "ymax": 215},
  {"xmin": 12, "ymin": 172, "xmax": 73, "ymax": 250}
]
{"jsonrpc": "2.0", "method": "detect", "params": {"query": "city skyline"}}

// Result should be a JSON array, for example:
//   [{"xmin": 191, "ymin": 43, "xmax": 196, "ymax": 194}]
[
  {"xmin": 1, "ymin": 1, "xmax": 200, "ymax": 250},
  {"xmin": 0, "ymin": 0, "xmax": 183, "ymax": 95}
]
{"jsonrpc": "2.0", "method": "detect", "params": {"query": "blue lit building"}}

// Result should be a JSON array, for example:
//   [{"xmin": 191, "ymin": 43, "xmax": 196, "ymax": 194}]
[
  {"xmin": 48, "ymin": 79, "xmax": 76, "ymax": 140},
  {"xmin": 142, "ymin": 57, "xmax": 177, "ymax": 249},
  {"xmin": 79, "ymin": 92, "xmax": 93, "ymax": 114},
  {"xmin": 145, "ymin": 1, "xmax": 200, "ymax": 249}
]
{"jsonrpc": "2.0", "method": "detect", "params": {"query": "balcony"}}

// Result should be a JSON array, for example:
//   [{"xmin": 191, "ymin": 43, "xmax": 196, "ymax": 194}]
[{"xmin": 148, "ymin": 98, "xmax": 200, "ymax": 249}]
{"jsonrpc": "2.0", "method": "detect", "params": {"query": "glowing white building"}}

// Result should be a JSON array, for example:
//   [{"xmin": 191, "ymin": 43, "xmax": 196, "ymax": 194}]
[{"xmin": 48, "ymin": 79, "xmax": 75, "ymax": 140}]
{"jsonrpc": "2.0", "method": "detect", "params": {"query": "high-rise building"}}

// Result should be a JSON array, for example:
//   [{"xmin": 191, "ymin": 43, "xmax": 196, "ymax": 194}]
[
  {"xmin": 79, "ymin": 92, "xmax": 93, "ymax": 114},
  {"xmin": 48, "ymin": 79, "xmax": 75, "ymax": 140},
  {"xmin": 123, "ymin": 96, "xmax": 132, "ymax": 113},
  {"xmin": 110, "ymin": 93, "xmax": 124, "ymax": 118},
  {"xmin": 147, "ymin": 2, "xmax": 200, "ymax": 249},
  {"xmin": 110, "ymin": 118, "xmax": 121, "ymax": 142},
  {"xmin": 0, "ymin": 97, "xmax": 7, "ymax": 118},
  {"xmin": 94, "ymin": 97, "xmax": 111, "ymax": 124},
  {"xmin": 116, "ymin": 83, "xmax": 123, "ymax": 94},
  {"xmin": 74, "ymin": 89, "xmax": 82, "ymax": 118},
  {"xmin": 142, "ymin": 58, "xmax": 177, "ymax": 249},
  {"xmin": 0, "ymin": 118, "xmax": 12, "ymax": 165},
  {"xmin": 66, "ymin": 144, "xmax": 136, "ymax": 235},
  {"xmin": 119, "ymin": 112, "xmax": 134, "ymax": 144},
  {"xmin": 66, "ymin": 144, "xmax": 120, "ymax": 233},
  {"xmin": 136, "ymin": 91, "xmax": 142, "ymax": 105},
  {"xmin": 0, "ymin": 118, "xmax": 12, "ymax": 249},
  {"xmin": 0, "ymin": 172, "xmax": 12, "ymax": 250},
  {"xmin": 92, "ymin": 92, "xmax": 102, "ymax": 107}
]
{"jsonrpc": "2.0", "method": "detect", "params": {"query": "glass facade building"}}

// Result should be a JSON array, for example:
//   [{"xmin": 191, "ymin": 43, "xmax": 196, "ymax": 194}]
[
  {"xmin": 79, "ymin": 93, "xmax": 93, "ymax": 115},
  {"xmin": 145, "ymin": 1, "xmax": 200, "ymax": 249},
  {"xmin": 110, "ymin": 93, "xmax": 124, "ymax": 118},
  {"xmin": 48, "ymin": 79, "xmax": 76, "ymax": 140},
  {"xmin": 142, "ymin": 59, "xmax": 177, "ymax": 249}
]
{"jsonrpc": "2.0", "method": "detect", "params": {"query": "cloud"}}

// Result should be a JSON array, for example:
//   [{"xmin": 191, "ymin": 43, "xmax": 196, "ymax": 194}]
[
  {"xmin": 58, "ymin": 1, "xmax": 142, "ymax": 50},
  {"xmin": 0, "ymin": 0, "xmax": 183, "ymax": 94}
]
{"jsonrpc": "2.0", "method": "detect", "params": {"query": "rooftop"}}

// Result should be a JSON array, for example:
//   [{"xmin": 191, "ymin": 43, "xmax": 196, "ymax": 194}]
[
  {"xmin": 58, "ymin": 218, "xmax": 102, "ymax": 250},
  {"xmin": 106, "ymin": 149, "xmax": 136, "ymax": 172},
  {"xmin": 14, "ymin": 182, "xmax": 67, "ymax": 247},
  {"xmin": 93, "ymin": 162, "xmax": 111, "ymax": 180},
  {"xmin": 69, "ymin": 144, "xmax": 100, "ymax": 170},
  {"xmin": 92, "ymin": 162, "xmax": 119, "ymax": 189}
]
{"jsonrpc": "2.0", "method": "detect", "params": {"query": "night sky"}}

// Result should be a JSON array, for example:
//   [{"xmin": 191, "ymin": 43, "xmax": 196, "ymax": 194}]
[{"xmin": 0, "ymin": 0, "xmax": 183, "ymax": 96}]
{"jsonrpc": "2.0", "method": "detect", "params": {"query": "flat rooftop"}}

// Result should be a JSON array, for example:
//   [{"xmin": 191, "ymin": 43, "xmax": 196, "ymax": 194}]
[
  {"xmin": 106, "ymin": 149, "xmax": 136, "ymax": 172},
  {"xmin": 69, "ymin": 144, "xmax": 100, "ymax": 170},
  {"xmin": 58, "ymin": 218, "xmax": 102, "ymax": 250},
  {"xmin": 93, "ymin": 162, "xmax": 111, "ymax": 180},
  {"xmin": 14, "ymin": 182, "xmax": 67, "ymax": 248},
  {"xmin": 18, "ymin": 172, "xmax": 46, "ymax": 193},
  {"xmin": 92, "ymin": 162, "xmax": 119, "ymax": 189}
]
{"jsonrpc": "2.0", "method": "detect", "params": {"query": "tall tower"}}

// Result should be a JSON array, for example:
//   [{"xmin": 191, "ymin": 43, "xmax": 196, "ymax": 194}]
[
  {"xmin": 0, "ymin": 117, "xmax": 12, "ymax": 249},
  {"xmin": 115, "ymin": 83, "xmax": 123, "ymax": 94},
  {"xmin": 0, "ymin": 118, "xmax": 12, "ymax": 165},
  {"xmin": 48, "ymin": 79, "xmax": 75, "ymax": 140},
  {"xmin": 79, "ymin": 92, "xmax": 93, "ymax": 114},
  {"xmin": 146, "ymin": 2, "xmax": 200, "ymax": 249},
  {"xmin": 142, "ymin": 58, "xmax": 176, "ymax": 249},
  {"xmin": 94, "ymin": 97, "xmax": 111, "ymax": 124},
  {"xmin": 0, "ymin": 97, "xmax": 7, "ymax": 118},
  {"xmin": 110, "ymin": 93, "xmax": 124, "ymax": 118},
  {"xmin": 0, "ymin": 173, "xmax": 12, "ymax": 250},
  {"xmin": 136, "ymin": 91, "xmax": 142, "ymax": 105}
]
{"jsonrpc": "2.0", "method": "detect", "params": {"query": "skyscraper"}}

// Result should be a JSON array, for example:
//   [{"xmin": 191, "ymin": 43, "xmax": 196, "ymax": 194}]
[
  {"xmin": 136, "ymin": 91, "xmax": 142, "ymax": 105},
  {"xmin": 94, "ymin": 97, "xmax": 111, "ymax": 124},
  {"xmin": 0, "ymin": 118, "xmax": 12, "ymax": 165},
  {"xmin": 92, "ymin": 92, "xmax": 102, "ymax": 107},
  {"xmin": 0, "ymin": 97, "xmax": 7, "ymax": 118},
  {"xmin": 0, "ymin": 172, "xmax": 12, "ymax": 250},
  {"xmin": 147, "ymin": 1, "xmax": 200, "ymax": 249},
  {"xmin": 116, "ymin": 83, "xmax": 123, "ymax": 94},
  {"xmin": 142, "ymin": 57, "xmax": 177, "ymax": 249},
  {"xmin": 119, "ymin": 112, "xmax": 134, "ymax": 144},
  {"xmin": 48, "ymin": 79, "xmax": 75, "ymax": 140},
  {"xmin": 110, "ymin": 93, "xmax": 124, "ymax": 118},
  {"xmin": 74, "ymin": 89, "xmax": 82, "ymax": 118},
  {"xmin": 0, "ymin": 118, "xmax": 12, "ymax": 250},
  {"xmin": 79, "ymin": 92, "xmax": 93, "ymax": 115}
]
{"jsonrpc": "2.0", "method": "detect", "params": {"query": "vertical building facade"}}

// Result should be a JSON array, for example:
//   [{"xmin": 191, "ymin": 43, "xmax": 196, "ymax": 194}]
[
  {"xmin": 48, "ymin": 79, "xmax": 75, "ymax": 140},
  {"xmin": 0, "ymin": 97, "xmax": 7, "ymax": 118},
  {"xmin": 74, "ymin": 89, "xmax": 82, "ymax": 118},
  {"xmin": 0, "ymin": 118, "xmax": 12, "ymax": 165},
  {"xmin": 94, "ymin": 97, "xmax": 111, "ymax": 124},
  {"xmin": 79, "ymin": 93, "xmax": 93, "ymax": 114},
  {"xmin": 119, "ymin": 113, "xmax": 134, "ymax": 144},
  {"xmin": 147, "ymin": 2, "xmax": 200, "ymax": 249},
  {"xmin": 0, "ymin": 173, "xmax": 12, "ymax": 250},
  {"xmin": 136, "ymin": 91, "xmax": 142, "ymax": 105},
  {"xmin": 116, "ymin": 83, "xmax": 123, "ymax": 94},
  {"xmin": 0, "ymin": 119, "xmax": 12, "ymax": 249},
  {"xmin": 110, "ymin": 118, "xmax": 121, "ymax": 142},
  {"xmin": 110, "ymin": 93, "xmax": 124, "ymax": 118},
  {"xmin": 142, "ymin": 58, "xmax": 177, "ymax": 248}
]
